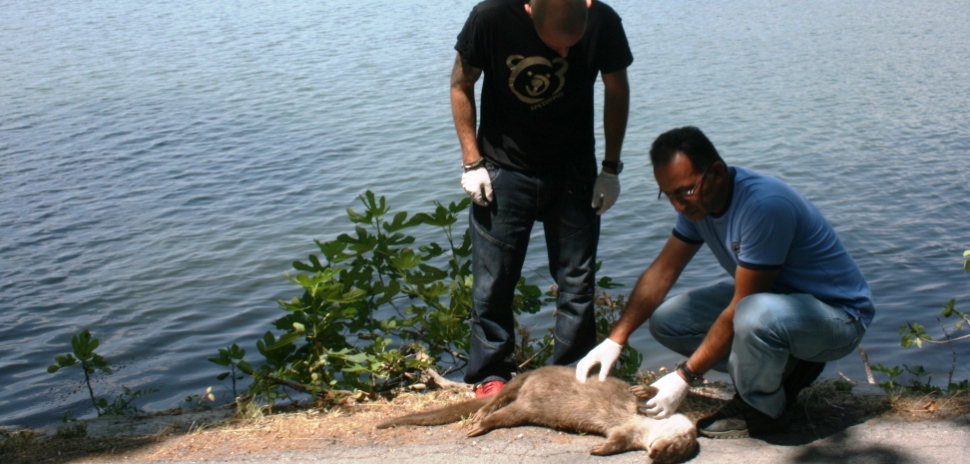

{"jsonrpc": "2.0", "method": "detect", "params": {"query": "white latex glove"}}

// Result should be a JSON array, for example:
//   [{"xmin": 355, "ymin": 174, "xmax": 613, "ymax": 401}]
[
  {"xmin": 591, "ymin": 172, "xmax": 620, "ymax": 215},
  {"xmin": 575, "ymin": 339, "xmax": 623, "ymax": 382},
  {"xmin": 641, "ymin": 371, "xmax": 689, "ymax": 419},
  {"xmin": 461, "ymin": 165, "xmax": 493, "ymax": 206}
]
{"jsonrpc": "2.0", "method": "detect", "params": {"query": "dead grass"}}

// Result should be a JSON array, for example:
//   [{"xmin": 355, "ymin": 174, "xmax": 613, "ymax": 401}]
[{"xmin": 2, "ymin": 378, "xmax": 968, "ymax": 464}]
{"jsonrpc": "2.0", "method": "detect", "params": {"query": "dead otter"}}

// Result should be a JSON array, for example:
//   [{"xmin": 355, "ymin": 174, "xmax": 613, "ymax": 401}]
[{"xmin": 377, "ymin": 366, "xmax": 698, "ymax": 463}]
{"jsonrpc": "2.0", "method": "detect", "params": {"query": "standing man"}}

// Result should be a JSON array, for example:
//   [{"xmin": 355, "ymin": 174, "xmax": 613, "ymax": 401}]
[
  {"xmin": 453, "ymin": 0, "xmax": 633, "ymax": 397},
  {"xmin": 576, "ymin": 126, "xmax": 875, "ymax": 438}
]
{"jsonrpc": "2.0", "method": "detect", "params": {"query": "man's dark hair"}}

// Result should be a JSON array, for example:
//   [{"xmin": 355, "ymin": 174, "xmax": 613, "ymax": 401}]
[{"xmin": 649, "ymin": 126, "xmax": 723, "ymax": 172}]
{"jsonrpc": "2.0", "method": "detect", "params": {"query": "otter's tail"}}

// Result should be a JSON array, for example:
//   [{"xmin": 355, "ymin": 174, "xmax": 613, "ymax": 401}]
[{"xmin": 376, "ymin": 396, "xmax": 491, "ymax": 428}]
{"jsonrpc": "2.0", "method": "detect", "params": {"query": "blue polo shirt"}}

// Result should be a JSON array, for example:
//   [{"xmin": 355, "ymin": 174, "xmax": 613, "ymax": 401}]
[{"xmin": 673, "ymin": 167, "xmax": 875, "ymax": 327}]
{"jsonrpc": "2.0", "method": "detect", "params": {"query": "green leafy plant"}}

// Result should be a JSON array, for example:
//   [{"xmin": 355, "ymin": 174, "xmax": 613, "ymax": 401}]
[
  {"xmin": 98, "ymin": 386, "xmax": 160, "ymax": 416},
  {"xmin": 219, "ymin": 191, "xmax": 641, "ymax": 408},
  {"xmin": 208, "ymin": 344, "xmax": 252, "ymax": 399},
  {"xmin": 899, "ymin": 250, "xmax": 970, "ymax": 387},
  {"xmin": 216, "ymin": 193, "xmax": 479, "ymax": 404},
  {"xmin": 47, "ymin": 329, "xmax": 114, "ymax": 416},
  {"xmin": 593, "ymin": 275, "xmax": 643, "ymax": 380},
  {"xmin": 54, "ymin": 422, "xmax": 88, "ymax": 439},
  {"xmin": 872, "ymin": 363, "xmax": 945, "ymax": 395},
  {"xmin": 47, "ymin": 329, "xmax": 158, "ymax": 417}
]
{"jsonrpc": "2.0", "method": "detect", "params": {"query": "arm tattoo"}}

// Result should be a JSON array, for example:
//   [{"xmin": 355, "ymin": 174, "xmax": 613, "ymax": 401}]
[{"xmin": 451, "ymin": 54, "xmax": 480, "ymax": 88}]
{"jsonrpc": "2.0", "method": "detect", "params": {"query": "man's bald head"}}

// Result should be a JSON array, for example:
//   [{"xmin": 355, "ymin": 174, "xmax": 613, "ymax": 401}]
[{"xmin": 528, "ymin": 0, "xmax": 589, "ymax": 37}]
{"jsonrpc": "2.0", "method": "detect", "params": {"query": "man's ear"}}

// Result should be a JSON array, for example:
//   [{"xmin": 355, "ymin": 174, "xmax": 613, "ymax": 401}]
[
  {"xmin": 587, "ymin": 0, "xmax": 593, "ymax": 8},
  {"xmin": 712, "ymin": 160, "xmax": 728, "ymax": 176}
]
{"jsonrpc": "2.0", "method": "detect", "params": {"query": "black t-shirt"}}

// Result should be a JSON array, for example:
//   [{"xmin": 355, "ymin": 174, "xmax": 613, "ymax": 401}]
[{"xmin": 455, "ymin": 0, "xmax": 633, "ymax": 174}]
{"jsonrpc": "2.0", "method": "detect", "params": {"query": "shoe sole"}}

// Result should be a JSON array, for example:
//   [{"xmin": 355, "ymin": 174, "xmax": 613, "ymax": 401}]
[{"xmin": 699, "ymin": 428, "xmax": 750, "ymax": 439}]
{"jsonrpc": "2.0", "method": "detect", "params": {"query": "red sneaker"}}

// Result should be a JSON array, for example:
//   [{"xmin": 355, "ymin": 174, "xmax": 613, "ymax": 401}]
[{"xmin": 474, "ymin": 380, "xmax": 505, "ymax": 398}]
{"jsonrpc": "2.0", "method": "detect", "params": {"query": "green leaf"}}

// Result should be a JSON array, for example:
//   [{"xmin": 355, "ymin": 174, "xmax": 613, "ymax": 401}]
[
  {"xmin": 383, "ymin": 211, "xmax": 424, "ymax": 233},
  {"xmin": 336, "ymin": 352, "xmax": 371, "ymax": 364},
  {"xmin": 942, "ymin": 299, "xmax": 956, "ymax": 317},
  {"xmin": 347, "ymin": 208, "xmax": 369, "ymax": 223},
  {"xmin": 208, "ymin": 356, "xmax": 230, "ymax": 367},
  {"xmin": 448, "ymin": 197, "xmax": 471, "ymax": 214},
  {"xmin": 333, "ymin": 288, "xmax": 367, "ymax": 303},
  {"xmin": 596, "ymin": 275, "xmax": 623, "ymax": 289},
  {"xmin": 54, "ymin": 354, "xmax": 76, "ymax": 367},
  {"xmin": 268, "ymin": 332, "xmax": 304, "ymax": 351},
  {"xmin": 317, "ymin": 240, "xmax": 350, "ymax": 263},
  {"xmin": 237, "ymin": 360, "xmax": 254, "ymax": 374},
  {"xmin": 390, "ymin": 249, "xmax": 422, "ymax": 270},
  {"xmin": 292, "ymin": 260, "xmax": 315, "ymax": 272}
]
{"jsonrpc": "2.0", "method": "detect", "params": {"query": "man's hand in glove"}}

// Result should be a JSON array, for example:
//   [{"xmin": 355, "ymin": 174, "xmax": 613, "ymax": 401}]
[
  {"xmin": 462, "ymin": 165, "xmax": 493, "ymax": 206},
  {"xmin": 591, "ymin": 172, "xmax": 620, "ymax": 215},
  {"xmin": 575, "ymin": 339, "xmax": 623, "ymax": 382}
]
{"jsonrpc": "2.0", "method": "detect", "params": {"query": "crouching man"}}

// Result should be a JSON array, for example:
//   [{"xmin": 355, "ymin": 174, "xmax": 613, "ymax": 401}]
[{"xmin": 576, "ymin": 126, "xmax": 875, "ymax": 439}]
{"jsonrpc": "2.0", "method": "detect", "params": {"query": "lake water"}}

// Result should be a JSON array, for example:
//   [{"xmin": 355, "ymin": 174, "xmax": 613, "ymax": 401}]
[{"xmin": 2, "ymin": 0, "xmax": 968, "ymax": 428}]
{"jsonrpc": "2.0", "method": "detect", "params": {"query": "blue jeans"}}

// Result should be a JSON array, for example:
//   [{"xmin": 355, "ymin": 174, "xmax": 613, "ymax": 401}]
[
  {"xmin": 649, "ymin": 282, "xmax": 868, "ymax": 418},
  {"xmin": 464, "ymin": 162, "xmax": 599, "ymax": 385}
]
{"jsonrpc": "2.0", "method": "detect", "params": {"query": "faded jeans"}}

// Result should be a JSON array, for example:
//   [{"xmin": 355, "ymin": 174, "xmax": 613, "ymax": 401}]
[
  {"xmin": 464, "ymin": 161, "xmax": 599, "ymax": 386},
  {"xmin": 649, "ymin": 282, "xmax": 868, "ymax": 418}
]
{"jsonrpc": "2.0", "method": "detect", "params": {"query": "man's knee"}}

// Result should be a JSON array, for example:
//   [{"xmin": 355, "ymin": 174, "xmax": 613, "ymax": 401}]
[
  {"xmin": 733, "ymin": 293, "xmax": 793, "ymax": 341},
  {"xmin": 647, "ymin": 300, "xmax": 681, "ymax": 340}
]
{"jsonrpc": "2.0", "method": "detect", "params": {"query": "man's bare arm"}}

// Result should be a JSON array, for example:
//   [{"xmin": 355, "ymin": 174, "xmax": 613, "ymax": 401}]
[
  {"xmin": 601, "ymin": 69, "xmax": 630, "ymax": 169},
  {"xmin": 450, "ymin": 53, "xmax": 483, "ymax": 165},
  {"xmin": 608, "ymin": 235, "xmax": 701, "ymax": 345}
]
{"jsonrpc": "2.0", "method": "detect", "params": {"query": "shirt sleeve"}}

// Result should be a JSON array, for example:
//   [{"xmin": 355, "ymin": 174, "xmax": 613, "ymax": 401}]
[
  {"xmin": 672, "ymin": 214, "xmax": 704, "ymax": 244},
  {"xmin": 455, "ymin": 6, "xmax": 489, "ymax": 70},
  {"xmin": 589, "ymin": 6, "xmax": 633, "ymax": 74}
]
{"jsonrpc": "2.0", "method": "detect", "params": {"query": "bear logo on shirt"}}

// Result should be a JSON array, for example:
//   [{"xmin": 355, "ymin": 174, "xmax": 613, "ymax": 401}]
[{"xmin": 506, "ymin": 55, "xmax": 568, "ymax": 105}]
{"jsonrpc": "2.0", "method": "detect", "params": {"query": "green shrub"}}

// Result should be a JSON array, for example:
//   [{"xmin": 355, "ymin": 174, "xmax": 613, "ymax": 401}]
[{"xmin": 215, "ymin": 191, "xmax": 641, "ymax": 406}]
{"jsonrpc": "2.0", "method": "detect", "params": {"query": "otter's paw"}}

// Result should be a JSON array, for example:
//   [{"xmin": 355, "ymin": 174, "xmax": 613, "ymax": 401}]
[
  {"xmin": 646, "ymin": 415, "xmax": 698, "ymax": 464},
  {"xmin": 647, "ymin": 433, "xmax": 699, "ymax": 464},
  {"xmin": 465, "ymin": 423, "xmax": 490, "ymax": 438},
  {"xmin": 629, "ymin": 384, "xmax": 659, "ymax": 401}
]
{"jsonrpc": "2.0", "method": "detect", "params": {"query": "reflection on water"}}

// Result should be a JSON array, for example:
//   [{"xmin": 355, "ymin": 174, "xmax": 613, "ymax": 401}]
[{"xmin": 1, "ymin": 0, "xmax": 968, "ymax": 427}]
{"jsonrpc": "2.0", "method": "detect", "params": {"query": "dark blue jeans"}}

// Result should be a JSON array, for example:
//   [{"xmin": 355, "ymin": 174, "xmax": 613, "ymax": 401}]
[{"xmin": 464, "ymin": 162, "xmax": 600, "ymax": 385}]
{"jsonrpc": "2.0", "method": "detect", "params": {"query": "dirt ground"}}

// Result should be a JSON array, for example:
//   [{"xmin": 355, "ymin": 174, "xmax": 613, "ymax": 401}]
[{"xmin": 2, "ymin": 379, "xmax": 968, "ymax": 464}]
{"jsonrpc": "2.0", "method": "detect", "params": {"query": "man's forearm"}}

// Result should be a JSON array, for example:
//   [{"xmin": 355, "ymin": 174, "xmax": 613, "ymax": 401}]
[
  {"xmin": 609, "ymin": 235, "xmax": 700, "ymax": 346},
  {"xmin": 451, "ymin": 87, "xmax": 479, "ymax": 164},
  {"xmin": 602, "ymin": 70, "xmax": 630, "ymax": 164},
  {"xmin": 608, "ymin": 269, "xmax": 667, "ymax": 345},
  {"xmin": 450, "ymin": 53, "xmax": 481, "ymax": 164}
]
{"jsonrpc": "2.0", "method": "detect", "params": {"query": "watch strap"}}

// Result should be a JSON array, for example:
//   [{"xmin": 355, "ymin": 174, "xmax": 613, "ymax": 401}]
[
  {"xmin": 602, "ymin": 160, "xmax": 623, "ymax": 174},
  {"xmin": 677, "ymin": 361, "xmax": 703, "ymax": 385}
]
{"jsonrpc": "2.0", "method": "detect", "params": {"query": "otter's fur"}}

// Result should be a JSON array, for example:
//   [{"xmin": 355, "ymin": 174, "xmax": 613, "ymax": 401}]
[{"xmin": 377, "ymin": 366, "xmax": 698, "ymax": 463}]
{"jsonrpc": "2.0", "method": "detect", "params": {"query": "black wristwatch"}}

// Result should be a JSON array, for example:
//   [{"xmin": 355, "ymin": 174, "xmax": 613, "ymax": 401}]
[
  {"xmin": 677, "ymin": 361, "xmax": 704, "ymax": 385},
  {"xmin": 601, "ymin": 160, "xmax": 623, "ymax": 174}
]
